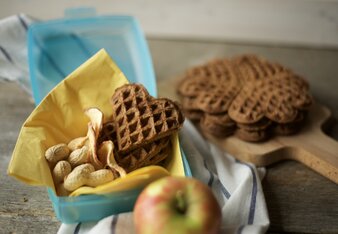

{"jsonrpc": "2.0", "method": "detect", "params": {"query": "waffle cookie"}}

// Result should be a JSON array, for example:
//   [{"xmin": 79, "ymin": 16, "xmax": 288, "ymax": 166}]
[
  {"xmin": 116, "ymin": 138, "xmax": 171, "ymax": 172},
  {"xmin": 180, "ymin": 96, "xmax": 204, "ymax": 122},
  {"xmin": 200, "ymin": 113, "xmax": 236, "ymax": 137},
  {"xmin": 235, "ymin": 128, "xmax": 269, "ymax": 142},
  {"xmin": 111, "ymin": 84, "xmax": 184, "ymax": 154},
  {"xmin": 178, "ymin": 58, "xmax": 242, "ymax": 114},
  {"xmin": 184, "ymin": 110, "xmax": 204, "ymax": 123},
  {"xmin": 228, "ymin": 72, "xmax": 312, "ymax": 124},
  {"xmin": 232, "ymin": 54, "xmax": 290, "ymax": 83},
  {"xmin": 273, "ymin": 111, "xmax": 306, "ymax": 135},
  {"xmin": 236, "ymin": 117, "xmax": 272, "ymax": 132},
  {"xmin": 99, "ymin": 121, "xmax": 172, "ymax": 172},
  {"xmin": 176, "ymin": 54, "xmax": 312, "ymax": 142}
]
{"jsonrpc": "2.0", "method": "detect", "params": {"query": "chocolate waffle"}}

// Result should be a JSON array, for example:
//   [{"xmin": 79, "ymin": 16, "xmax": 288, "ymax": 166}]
[
  {"xmin": 116, "ymin": 138, "xmax": 171, "ymax": 172},
  {"xmin": 99, "ymin": 121, "xmax": 171, "ymax": 172},
  {"xmin": 235, "ymin": 118, "xmax": 272, "ymax": 142},
  {"xmin": 228, "ymin": 85, "xmax": 266, "ymax": 124},
  {"xmin": 183, "ymin": 110, "xmax": 205, "ymax": 123},
  {"xmin": 274, "ymin": 111, "xmax": 306, "ymax": 135},
  {"xmin": 200, "ymin": 113, "xmax": 236, "ymax": 137},
  {"xmin": 111, "ymin": 84, "xmax": 184, "ymax": 154},
  {"xmin": 229, "ymin": 72, "xmax": 312, "ymax": 124},
  {"xmin": 237, "ymin": 117, "xmax": 272, "ymax": 132},
  {"xmin": 98, "ymin": 121, "xmax": 118, "ymax": 146},
  {"xmin": 232, "ymin": 54, "xmax": 290, "ymax": 82},
  {"xmin": 178, "ymin": 59, "xmax": 242, "ymax": 114},
  {"xmin": 235, "ymin": 128, "xmax": 269, "ymax": 142}
]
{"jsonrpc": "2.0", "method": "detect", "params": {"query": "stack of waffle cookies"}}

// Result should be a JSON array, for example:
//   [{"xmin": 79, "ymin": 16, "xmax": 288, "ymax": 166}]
[
  {"xmin": 177, "ymin": 55, "xmax": 312, "ymax": 142},
  {"xmin": 99, "ymin": 84, "xmax": 184, "ymax": 172}
]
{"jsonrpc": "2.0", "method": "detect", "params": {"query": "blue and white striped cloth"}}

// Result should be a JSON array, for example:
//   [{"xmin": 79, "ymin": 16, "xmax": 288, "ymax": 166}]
[
  {"xmin": 0, "ymin": 14, "xmax": 269, "ymax": 234},
  {"xmin": 0, "ymin": 14, "xmax": 34, "ymax": 95}
]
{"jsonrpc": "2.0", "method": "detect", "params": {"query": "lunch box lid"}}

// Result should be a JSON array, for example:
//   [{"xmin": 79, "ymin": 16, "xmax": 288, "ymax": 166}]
[{"xmin": 27, "ymin": 15, "xmax": 157, "ymax": 105}]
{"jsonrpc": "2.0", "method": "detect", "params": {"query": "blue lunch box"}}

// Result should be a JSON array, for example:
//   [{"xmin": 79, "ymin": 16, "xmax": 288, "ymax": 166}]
[{"xmin": 27, "ymin": 15, "xmax": 191, "ymax": 223}]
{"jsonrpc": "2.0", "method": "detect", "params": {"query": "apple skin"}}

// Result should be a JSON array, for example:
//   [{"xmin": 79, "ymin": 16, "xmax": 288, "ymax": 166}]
[{"xmin": 133, "ymin": 176, "xmax": 221, "ymax": 234}]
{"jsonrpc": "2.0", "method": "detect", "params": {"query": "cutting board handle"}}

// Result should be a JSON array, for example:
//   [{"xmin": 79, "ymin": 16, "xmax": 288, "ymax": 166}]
[
  {"xmin": 283, "ymin": 103, "xmax": 338, "ymax": 184},
  {"xmin": 289, "ymin": 129, "xmax": 338, "ymax": 184}
]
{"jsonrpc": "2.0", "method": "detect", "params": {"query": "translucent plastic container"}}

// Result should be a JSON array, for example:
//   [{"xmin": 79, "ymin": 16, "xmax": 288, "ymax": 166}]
[
  {"xmin": 27, "ymin": 15, "xmax": 157, "ymax": 104},
  {"xmin": 47, "ymin": 188, "xmax": 143, "ymax": 223},
  {"xmin": 27, "ymin": 15, "xmax": 192, "ymax": 223}
]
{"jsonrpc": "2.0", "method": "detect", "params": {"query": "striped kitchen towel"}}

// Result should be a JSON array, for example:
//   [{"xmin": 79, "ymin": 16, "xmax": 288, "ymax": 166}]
[
  {"xmin": 0, "ymin": 14, "xmax": 34, "ymax": 94},
  {"xmin": 58, "ymin": 120, "xmax": 269, "ymax": 234}
]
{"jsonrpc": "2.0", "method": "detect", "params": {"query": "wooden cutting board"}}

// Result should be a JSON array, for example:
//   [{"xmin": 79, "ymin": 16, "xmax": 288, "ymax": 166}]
[{"xmin": 205, "ymin": 102, "xmax": 338, "ymax": 184}]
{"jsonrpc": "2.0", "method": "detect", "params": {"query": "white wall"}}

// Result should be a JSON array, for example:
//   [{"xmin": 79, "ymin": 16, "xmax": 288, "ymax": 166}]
[{"xmin": 1, "ymin": 0, "xmax": 338, "ymax": 48}]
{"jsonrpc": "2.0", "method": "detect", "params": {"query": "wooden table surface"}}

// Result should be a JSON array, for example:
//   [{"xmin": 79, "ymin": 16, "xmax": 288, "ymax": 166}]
[{"xmin": 1, "ymin": 39, "xmax": 338, "ymax": 233}]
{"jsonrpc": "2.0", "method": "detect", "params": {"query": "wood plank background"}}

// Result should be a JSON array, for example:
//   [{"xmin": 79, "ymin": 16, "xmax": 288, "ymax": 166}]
[{"xmin": 0, "ymin": 0, "xmax": 338, "ymax": 48}]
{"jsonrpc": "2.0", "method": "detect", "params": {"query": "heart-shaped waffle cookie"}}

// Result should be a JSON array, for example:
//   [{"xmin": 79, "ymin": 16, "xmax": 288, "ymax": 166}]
[
  {"xmin": 111, "ymin": 84, "xmax": 184, "ymax": 154},
  {"xmin": 232, "ymin": 54, "xmax": 290, "ymax": 82},
  {"xmin": 178, "ymin": 58, "xmax": 242, "ymax": 114},
  {"xmin": 228, "ymin": 72, "xmax": 312, "ymax": 124}
]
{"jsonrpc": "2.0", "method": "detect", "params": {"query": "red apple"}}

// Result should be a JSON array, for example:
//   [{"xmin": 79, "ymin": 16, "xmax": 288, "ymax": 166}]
[{"xmin": 134, "ymin": 176, "xmax": 221, "ymax": 234}]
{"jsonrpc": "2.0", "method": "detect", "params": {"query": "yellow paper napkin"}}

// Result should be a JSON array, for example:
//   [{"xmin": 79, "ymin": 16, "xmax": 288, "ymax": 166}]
[{"xmin": 8, "ymin": 49, "xmax": 185, "ymax": 195}]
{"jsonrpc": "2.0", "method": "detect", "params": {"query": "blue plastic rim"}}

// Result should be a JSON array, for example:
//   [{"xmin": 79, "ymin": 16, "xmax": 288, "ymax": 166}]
[
  {"xmin": 47, "ymin": 187, "xmax": 143, "ymax": 223},
  {"xmin": 27, "ymin": 15, "xmax": 157, "ymax": 105}
]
